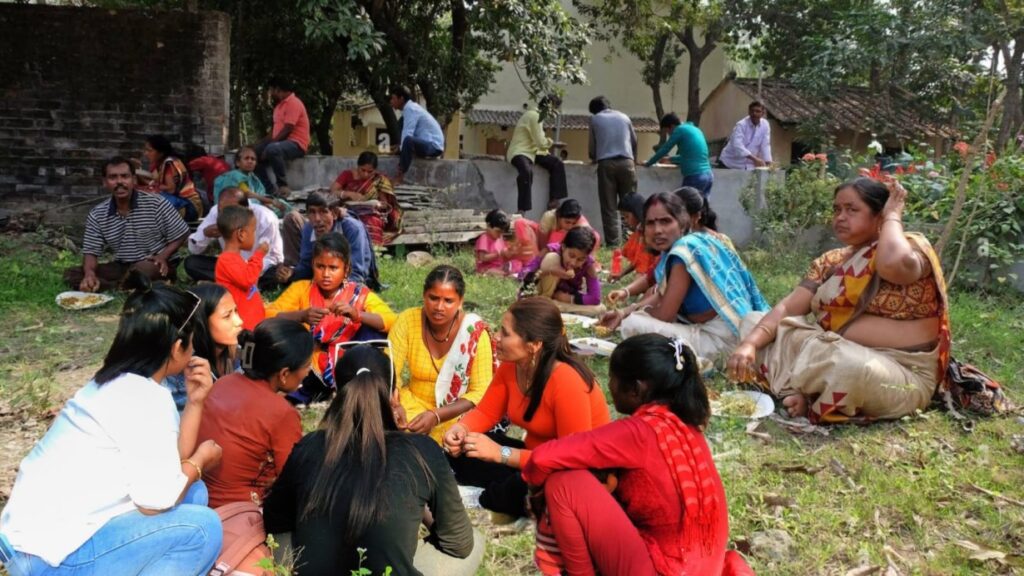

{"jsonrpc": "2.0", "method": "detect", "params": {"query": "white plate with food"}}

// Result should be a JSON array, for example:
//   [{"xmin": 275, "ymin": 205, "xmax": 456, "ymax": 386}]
[
  {"xmin": 55, "ymin": 291, "xmax": 114, "ymax": 311},
  {"xmin": 711, "ymin": 390, "xmax": 774, "ymax": 419},
  {"xmin": 561, "ymin": 313, "xmax": 598, "ymax": 328},
  {"xmin": 570, "ymin": 337, "xmax": 616, "ymax": 357}
]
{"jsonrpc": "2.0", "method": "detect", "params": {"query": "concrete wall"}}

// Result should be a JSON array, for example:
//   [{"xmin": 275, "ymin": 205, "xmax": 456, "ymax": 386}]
[
  {"xmin": 0, "ymin": 4, "xmax": 230, "ymax": 223},
  {"xmin": 283, "ymin": 156, "xmax": 765, "ymax": 248}
]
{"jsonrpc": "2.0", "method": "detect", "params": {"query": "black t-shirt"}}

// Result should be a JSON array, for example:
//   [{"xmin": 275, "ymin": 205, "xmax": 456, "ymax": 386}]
[{"xmin": 263, "ymin": 431, "xmax": 474, "ymax": 575}]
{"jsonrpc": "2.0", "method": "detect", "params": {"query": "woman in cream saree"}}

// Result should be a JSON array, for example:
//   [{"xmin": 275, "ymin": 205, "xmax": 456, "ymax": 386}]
[{"xmin": 727, "ymin": 178, "xmax": 951, "ymax": 423}]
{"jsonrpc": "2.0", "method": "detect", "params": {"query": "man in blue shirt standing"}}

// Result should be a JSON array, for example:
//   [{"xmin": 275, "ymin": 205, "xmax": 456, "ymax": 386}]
[
  {"xmin": 390, "ymin": 85, "xmax": 445, "ymax": 185},
  {"xmin": 644, "ymin": 113, "xmax": 714, "ymax": 197}
]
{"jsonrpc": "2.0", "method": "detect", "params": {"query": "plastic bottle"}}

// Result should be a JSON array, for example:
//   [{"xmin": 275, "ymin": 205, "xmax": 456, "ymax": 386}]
[{"xmin": 611, "ymin": 248, "xmax": 622, "ymax": 276}]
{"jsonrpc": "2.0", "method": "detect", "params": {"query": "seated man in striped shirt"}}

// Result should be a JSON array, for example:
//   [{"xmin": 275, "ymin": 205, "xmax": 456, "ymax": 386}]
[{"xmin": 63, "ymin": 157, "xmax": 191, "ymax": 292}]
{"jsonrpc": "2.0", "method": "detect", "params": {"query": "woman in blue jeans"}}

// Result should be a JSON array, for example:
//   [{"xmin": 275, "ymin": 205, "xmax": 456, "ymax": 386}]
[{"xmin": 0, "ymin": 272, "xmax": 223, "ymax": 576}]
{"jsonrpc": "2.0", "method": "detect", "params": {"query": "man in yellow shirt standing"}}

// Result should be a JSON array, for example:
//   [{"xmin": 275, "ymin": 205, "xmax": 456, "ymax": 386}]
[{"xmin": 506, "ymin": 94, "xmax": 567, "ymax": 214}]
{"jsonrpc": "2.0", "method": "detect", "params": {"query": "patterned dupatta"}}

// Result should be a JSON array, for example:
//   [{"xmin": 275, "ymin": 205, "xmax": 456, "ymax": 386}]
[
  {"xmin": 309, "ymin": 281, "xmax": 370, "ymax": 387},
  {"xmin": 654, "ymin": 232, "xmax": 770, "ymax": 335},
  {"xmin": 433, "ymin": 312, "xmax": 495, "ymax": 408},
  {"xmin": 635, "ymin": 402, "xmax": 722, "ymax": 559},
  {"xmin": 810, "ymin": 232, "xmax": 951, "ymax": 389},
  {"xmin": 344, "ymin": 172, "xmax": 403, "ymax": 236}
]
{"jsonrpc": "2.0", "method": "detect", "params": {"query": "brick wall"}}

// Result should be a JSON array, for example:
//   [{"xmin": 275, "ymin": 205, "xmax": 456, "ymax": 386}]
[{"xmin": 0, "ymin": 4, "xmax": 230, "ymax": 226}]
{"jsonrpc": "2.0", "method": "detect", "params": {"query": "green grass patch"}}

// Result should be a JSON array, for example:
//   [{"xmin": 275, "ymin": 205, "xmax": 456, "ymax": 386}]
[{"xmin": 1, "ymin": 235, "xmax": 1021, "ymax": 574}]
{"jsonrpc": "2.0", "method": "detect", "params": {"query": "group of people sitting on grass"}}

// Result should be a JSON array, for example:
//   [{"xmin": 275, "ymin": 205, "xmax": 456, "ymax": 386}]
[{"xmin": 5, "ymin": 150, "xmax": 983, "ymax": 576}]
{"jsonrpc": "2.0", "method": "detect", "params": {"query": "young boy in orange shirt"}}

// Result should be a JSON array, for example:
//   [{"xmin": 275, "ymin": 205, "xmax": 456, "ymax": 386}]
[{"xmin": 215, "ymin": 205, "xmax": 269, "ymax": 330}]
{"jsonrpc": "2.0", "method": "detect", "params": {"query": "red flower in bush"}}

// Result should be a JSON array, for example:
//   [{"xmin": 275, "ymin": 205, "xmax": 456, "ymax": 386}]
[
  {"xmin": 802, "ymin": 152, "xmax": 816, "ymax": 162},
  {"xmin": 953, "ymin": 141, "xmax": 969, "ymax": 157},
  {"xmin": 814, "ymin": 153, "xmax": 828, "ymax": 162}
]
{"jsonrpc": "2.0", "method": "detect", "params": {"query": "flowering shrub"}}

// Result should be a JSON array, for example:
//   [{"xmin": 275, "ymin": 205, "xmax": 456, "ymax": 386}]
[
  {"xmin": 742, "ymin": 155, "xmax": 838, "ymax": 250},
  {"xmin": 744, "ymin": 142, "xmax": 1024, "ymax": 290},
  {"xmin": 902, "ymin": 152, "xmax": 1024, "ymax": 289}
]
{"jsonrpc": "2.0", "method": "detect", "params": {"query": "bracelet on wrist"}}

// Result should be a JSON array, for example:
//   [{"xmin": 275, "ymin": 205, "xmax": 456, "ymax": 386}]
[
  {"xmin": 432, "ymin": 410, "xmax": 442, "ymax": 425},
  {"xmin": 623, "ymin": 287, "xmax": 630, "ymax": 298},
  {"xmin": 181, "ymin": 458, "xmax": 202, "ymax": 480}
]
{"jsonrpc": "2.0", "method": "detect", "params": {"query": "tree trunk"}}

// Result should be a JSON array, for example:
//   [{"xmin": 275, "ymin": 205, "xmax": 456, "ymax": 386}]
[
  {"xmin": 313, "ymin": 92, "xmax": 340, "ymax": 155},
  {"xmin": 648, "ymin": 33, "xmax": 670, "ymax": 121},
  {"xmin": 677, "ymin": 27, "xmax": 716, "ymax": 125},
  {"xmin": 996, "ymin": 39, "xmax": 1024, "ymax": 150}
]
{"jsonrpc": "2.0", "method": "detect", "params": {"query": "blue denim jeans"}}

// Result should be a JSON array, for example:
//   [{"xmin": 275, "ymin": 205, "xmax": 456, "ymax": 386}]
[
  {"xmin": 1, "ymin": 482, "xmax": 221, "ymax": 576},
  {"xmin": 254, "ymin": 140, "xmax": 305, "ymax": 193},
  {"xmin": 399, "ymin": 137, "xmax": 443, "ymax": 174},
  {"xmin": 682, "ymin": 171, "xmax": 714, "ymax": 198}
]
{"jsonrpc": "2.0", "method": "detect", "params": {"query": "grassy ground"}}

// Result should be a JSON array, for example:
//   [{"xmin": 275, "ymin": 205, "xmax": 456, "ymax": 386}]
[{"xmin": 0, "ymin": 231, "xmax": 1022, "ymax": 575}]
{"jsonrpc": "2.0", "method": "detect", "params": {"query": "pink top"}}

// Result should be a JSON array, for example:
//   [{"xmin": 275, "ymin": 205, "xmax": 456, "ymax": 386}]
[{"xmin": 475, "ymin": 233, "xmax": 507, "ymax": 273}]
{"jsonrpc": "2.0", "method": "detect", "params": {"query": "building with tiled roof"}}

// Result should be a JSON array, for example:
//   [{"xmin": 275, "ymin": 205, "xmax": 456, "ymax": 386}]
[{"xmin": 700, "ymin": 74, "xmax": 957, "ymax": 165}]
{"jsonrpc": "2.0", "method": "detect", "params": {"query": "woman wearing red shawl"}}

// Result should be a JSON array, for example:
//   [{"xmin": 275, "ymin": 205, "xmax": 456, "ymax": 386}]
[
  {"xmin": 727, "ymin": 178, "xmax": 951, "ymax": 423},
  {"xmin": 523, "ymin": 333, "xmax": 753, "ymax": 576},
  {"xmin": 330, "ymin": 151, "xmax": 403, "ymax": 245}
]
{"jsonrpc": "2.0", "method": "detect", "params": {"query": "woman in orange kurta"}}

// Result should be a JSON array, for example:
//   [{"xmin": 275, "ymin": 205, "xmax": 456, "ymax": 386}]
[{"xmin": 443, "ymin": 297, "xmax": 610, "ymax": 519}]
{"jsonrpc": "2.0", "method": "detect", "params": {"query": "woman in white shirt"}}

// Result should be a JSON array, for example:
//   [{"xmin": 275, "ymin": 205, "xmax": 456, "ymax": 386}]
[{"xmin": 0, "ymin": 272, "xmax": 224, "ymax": 576}]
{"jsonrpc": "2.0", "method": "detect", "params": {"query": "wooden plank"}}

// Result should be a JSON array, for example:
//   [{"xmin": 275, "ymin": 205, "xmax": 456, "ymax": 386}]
[
  {"xmin": 402, "ymin": 209, "xmax": 478, "ymax": 221},
  {"xmin": 400, "ymin": 222, "xmax": 487, "ymax": 234},
  {"xmin": 388, "ymin": 230, "xmax": 482, "ymax": 245}
]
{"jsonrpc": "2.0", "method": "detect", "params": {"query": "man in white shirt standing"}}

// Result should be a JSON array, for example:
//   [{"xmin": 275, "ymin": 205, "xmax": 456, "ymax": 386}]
[
  {"xmin": 719, "ymin": 101, "xmax": 772, "ymax": 170},
  {"xmin": 184, "ymin": 187, "xmax": 284, "ymax": 287}
]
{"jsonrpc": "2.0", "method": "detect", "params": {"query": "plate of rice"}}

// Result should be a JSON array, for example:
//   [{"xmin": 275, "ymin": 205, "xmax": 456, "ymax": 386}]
[
  {"xmin": 711, "ymin": 390, "xmax": 774, "ymax": 419},
  {"xmin": 56, "ymin": 291, "xmax": 114, "ymax": 311}
]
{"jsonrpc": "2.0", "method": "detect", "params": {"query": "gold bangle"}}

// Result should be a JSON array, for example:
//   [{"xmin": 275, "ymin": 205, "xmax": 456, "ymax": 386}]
[
  {"xmin": 181, "ymin": 458, "xmax": 202, "ymax": 480},
  {"xmin": 754, "ymin": 324, "xmax": 775, "ymax": 338},
  {"xmin": 432, "ymin": 410, "xmax": 442, "ymax": 425}
]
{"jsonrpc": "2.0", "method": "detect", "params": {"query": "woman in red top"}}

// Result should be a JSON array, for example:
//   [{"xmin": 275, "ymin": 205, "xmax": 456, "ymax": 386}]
[
  {"xmin": 443, "ymin": 297, "xmax": 610, "ymax": 519},
  {"xmin": 197, "ymin": 317, "xmax": 313, "ymax": 508},
  {"xmin": 523, "ymin": 333, "xmax": 754, "ymax": 576},
  {"xmin": 331, "ymin": 151, "xmax": 402, "ymax": 245}
]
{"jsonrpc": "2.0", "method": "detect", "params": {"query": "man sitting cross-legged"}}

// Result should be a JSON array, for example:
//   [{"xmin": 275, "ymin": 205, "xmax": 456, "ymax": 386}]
[{"xmin": 63, "ymin": 156, "xmax": 189, "ymax": 292}]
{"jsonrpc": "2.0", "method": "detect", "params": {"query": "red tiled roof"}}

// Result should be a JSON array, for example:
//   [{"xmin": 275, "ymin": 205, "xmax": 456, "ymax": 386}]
[
  {"xmin": 467, "ymin": 108, "xmax": 660, "ymax": 133},
  {"xmin": 728, "ymin": 78, "xmax": 957, "ymax": 139}
]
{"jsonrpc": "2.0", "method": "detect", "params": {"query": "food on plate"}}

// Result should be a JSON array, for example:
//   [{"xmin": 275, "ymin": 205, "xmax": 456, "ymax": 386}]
[
  {"xmin": 714, "ymin": 392, "xmax": 758, "ymax": 417},
  {"xmin": 593, "ymin": 324, "xmax": 612, "ymax": 337},
  {"xmin": 57, "ymin": 294, "xmax": 109, "ymax": 310}
]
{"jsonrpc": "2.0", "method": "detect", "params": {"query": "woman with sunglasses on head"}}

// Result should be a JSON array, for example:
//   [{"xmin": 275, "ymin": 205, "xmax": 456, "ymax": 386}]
[
  {"xmin": 388, "ymin": 265, "xmax": 494, "ymax": 444},
  {"xmin": 522, "ymin": 334, "xmax": 753, "ymax": 576},
  {"xmin": 161, "ymin": 283, "xmax": 244, "ymax": 411},
  {"xmin": 0, "ymin": 272, "xmax": 223, "ymax": 576},
  {"xmin": 263, "ymin": 345, "xmax": 482, "ymax": 576},
  {"xmin": 442, "ymin": 297, "xmax": 610, "ymax": 521}
]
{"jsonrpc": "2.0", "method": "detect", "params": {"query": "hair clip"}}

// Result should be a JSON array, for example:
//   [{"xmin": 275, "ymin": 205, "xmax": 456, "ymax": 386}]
[
  {"xmin": 241, "ymin": 341, "xmax": 256, "ymax": 371},
  {"xmin": 356, "ymin": 367, "xmax": 371, "ymax": 376},
  {"xmin": 669, "ymin": 337, "xmax": 687, "ymax": 371}
]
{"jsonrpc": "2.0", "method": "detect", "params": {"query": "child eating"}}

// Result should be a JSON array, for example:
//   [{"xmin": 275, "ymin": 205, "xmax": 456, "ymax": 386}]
[{"xmin": 520, "ymin": 226, "xmax": 602, "ymax": 313}]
